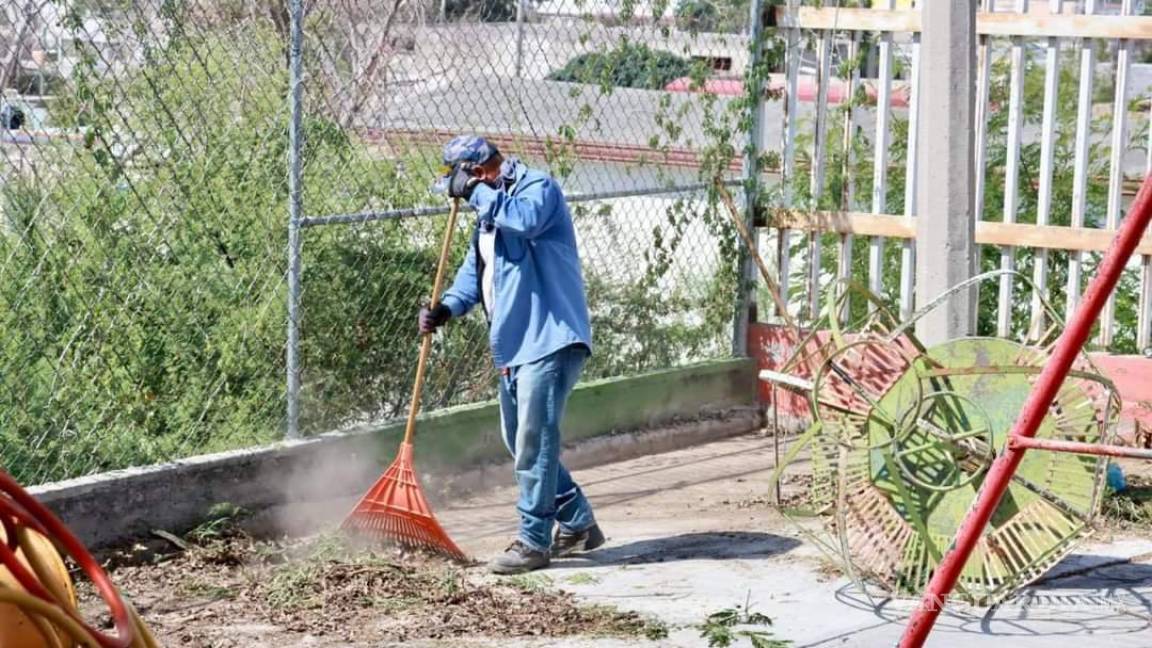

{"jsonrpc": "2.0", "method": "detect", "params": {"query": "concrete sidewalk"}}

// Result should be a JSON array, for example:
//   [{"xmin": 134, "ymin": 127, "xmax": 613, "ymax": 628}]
[{"xmin": 439, "ymin": 433, "xmax": 1152, "ymax": 648}]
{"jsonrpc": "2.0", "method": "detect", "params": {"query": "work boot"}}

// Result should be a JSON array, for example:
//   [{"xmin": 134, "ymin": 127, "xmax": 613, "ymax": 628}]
[
  {"xmin": 488, "ymin": 540, "xmax": 551, "ymax": 575},
  {"xmin": 551, "ymin": 523, "xmax": 605, "ymax": 558}
]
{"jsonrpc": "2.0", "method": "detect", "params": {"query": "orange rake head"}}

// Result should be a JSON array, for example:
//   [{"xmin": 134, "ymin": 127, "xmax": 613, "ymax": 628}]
[{"xmin": 341, "ymin": 442, "xmax": 468, "ymax": 561}]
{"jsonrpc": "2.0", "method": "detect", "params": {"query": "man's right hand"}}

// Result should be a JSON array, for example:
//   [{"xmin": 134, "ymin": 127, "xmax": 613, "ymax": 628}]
[
  {"xmin": 448, "ymin": 163, "xmax": 481, "ymax": 200},
  {"xmin": 419, "ymin": 303, "xmax": 452, "ymax": 334}
]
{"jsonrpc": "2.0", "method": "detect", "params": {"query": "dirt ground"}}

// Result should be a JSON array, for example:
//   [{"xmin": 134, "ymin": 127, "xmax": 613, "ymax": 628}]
[{"xmin": 75, "ymin": 431, "xmax": 1152, "ymax": 647}]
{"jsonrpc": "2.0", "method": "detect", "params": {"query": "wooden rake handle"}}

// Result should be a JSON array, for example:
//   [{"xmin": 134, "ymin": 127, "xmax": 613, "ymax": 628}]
[
  {"xmin": 403, "ymin": 198, "xmax": 461, "ymax": 445},
  {"xmin": 714, "ymin": 180, "xmax": 796, "ymax": 332}
]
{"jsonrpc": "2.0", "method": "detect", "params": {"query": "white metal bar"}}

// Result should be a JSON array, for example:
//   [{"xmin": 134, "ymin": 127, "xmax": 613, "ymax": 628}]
[
  {"xmin": 870, "ymin": 0, "xmax": 896, "ymax": 301},
  {"xmin": 900, "ymin": 0, "xmax": 921, "ymax": 321},
  {"xmin": 779, "ymin": 11, "xmax": 801, "ymax": 324},
  {"xmin": 1100, "ymin": 0, "xmax": 1134, "ymax": 348},
  {"xmin": 1066, "ymin": 0, "xmax": 1098, "ymax": 322},
  {"xmin": 759, "ymin": 369, "xmax": 815, "ymax": 392},
  {"xmin": 778, "ymin": 230, "xmax": 792, "ymax": 321},
  {"xmin": 839, "ymin": 32, "xmax": 862, "ymax": 325},
  {"xmin": 1030, "ymin": 0, "xmax": 1063, "ymax": 342},
  {"xmin": 1141, "ymin": 257, "xmax": 1152, "ymax": 351},
  {"xmin": 809, "ymin": 32, "xmax": 833, "ymax": 321},
  {"xmin": 998, "ymin": 0, "xmax": 1029, "ymax": 339},
  {"xmin": 973, "ymin": 0, "xmax": 994, "ymax": 321},
  {"xmin": 843, "ymin": 32, "xmax": 861, "ymax": 212}
]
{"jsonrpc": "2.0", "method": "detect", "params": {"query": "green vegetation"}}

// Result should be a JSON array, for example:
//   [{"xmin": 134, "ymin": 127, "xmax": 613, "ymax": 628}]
[
  {"xmin": 547, "ymin": 41, "xmax": 696, "ymax": 90},
  {"xmin": 1, "ymin": 5, "xmax": 739, "ymax": 484},
  {"xmin": 503, "ymin": 572, "xmax": 556, "ymax": 592},
  {"xmin": 564, "ymin": 572, "xmax": 603, "ymax": 585},
  {"xmin": 443, "ymin": 0, "xmax": 517, "ymax": 22},
  {"xmin": 186, "ymin": 503, "xmax": 250, "ymax": 543},
  {"xmin": 0, "ymin": 11, "xmax": 487, "ymax": 484},
  {"xmin": 1103, "ymin": 474, "xmax": 1152, "ymax": 529},
  {"xmin": 698, "ymin": 593, "xmax": 791, "ymax": 647},
  {"xmin": 674, "ymin": 0, "xmax": 751, "ymax": 34}
]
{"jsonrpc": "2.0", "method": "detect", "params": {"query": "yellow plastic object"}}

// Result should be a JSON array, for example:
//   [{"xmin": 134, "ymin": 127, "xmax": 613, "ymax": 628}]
[{"xmin": 0, "ymin": 524, "xmax": 75, "ymax": 648}]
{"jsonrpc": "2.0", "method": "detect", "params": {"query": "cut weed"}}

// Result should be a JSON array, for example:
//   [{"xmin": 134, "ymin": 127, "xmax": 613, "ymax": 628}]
[
  {"xmin": 565, "ymin": 572, "xmax": 602, "ymax": 585},
  {"xmin": 504, "ymin": 572, "xmax": 555, "ymax": 592},
  {"xmin": 186, "ymin": 502, "xmax": 250, "ymax": 543},
  {"xmin": 1103, "ymin": 474, "xmax": 1152, "ymax": 529},
  {"xmin": 698, "ymin": 591, "xmax": 791, "ymax": 648}
]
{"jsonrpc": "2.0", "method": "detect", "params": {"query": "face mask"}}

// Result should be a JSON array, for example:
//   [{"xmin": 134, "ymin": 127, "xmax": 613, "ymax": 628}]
[{"xmin": 499, "ymin": 157, "xmax": 519, "ymax": 188}]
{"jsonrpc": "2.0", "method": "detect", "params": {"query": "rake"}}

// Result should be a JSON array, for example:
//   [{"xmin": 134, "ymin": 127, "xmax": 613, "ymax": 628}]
[{"xmin": 341, "ymin": 198, "xmax": 468, "ymax": 561}]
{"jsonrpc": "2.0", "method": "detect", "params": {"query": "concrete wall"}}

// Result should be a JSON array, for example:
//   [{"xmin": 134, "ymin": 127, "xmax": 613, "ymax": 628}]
[{"xmin": 30, "ymin": 358, "xmax": 758, "ymax": 549}]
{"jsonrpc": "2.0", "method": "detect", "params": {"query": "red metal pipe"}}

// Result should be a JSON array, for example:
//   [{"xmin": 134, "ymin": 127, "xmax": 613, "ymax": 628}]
[
  {"xmin": 1007, "ymin": 435, "xmax": 1152, "ymax": 460},
  {"xmin": 899, "ymin": 173, "xmax": 1152, "ymax": 648}
]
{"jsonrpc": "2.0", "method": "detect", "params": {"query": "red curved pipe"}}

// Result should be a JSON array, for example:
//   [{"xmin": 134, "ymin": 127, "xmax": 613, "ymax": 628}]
[{"xmin": 0, "ymin": 470, "xmax": 136, "ymax": 648}]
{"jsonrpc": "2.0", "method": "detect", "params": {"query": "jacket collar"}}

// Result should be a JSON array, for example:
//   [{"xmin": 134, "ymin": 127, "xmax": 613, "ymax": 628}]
[{"xmin": 500, "ymin": 157, "xmax": 527, "ymax": 192}]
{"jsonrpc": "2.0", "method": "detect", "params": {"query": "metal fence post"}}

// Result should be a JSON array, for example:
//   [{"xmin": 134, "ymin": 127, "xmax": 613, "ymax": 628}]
[
  {"xmin": 732, "ymin": 0, "xmax": 766, "ymax": 357},
  {"xmin": 515, "ymin": 0, "xmax": 526, "ymax": 79},
  {"xmin": 286, "ymin": 0, "xmax": 304, "ymax": 440}
]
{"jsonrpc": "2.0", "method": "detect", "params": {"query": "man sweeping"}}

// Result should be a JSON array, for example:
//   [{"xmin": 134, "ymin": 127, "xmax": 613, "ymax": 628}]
[{"xmin": 420, "ymin": 135, "xmax": 605, "ymax": 575}]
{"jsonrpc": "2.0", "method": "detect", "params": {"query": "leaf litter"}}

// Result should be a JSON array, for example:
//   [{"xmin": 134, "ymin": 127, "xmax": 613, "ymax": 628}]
[{"xmin": 75, "ymin": 529, "xmax": 662, "ymax": 646}]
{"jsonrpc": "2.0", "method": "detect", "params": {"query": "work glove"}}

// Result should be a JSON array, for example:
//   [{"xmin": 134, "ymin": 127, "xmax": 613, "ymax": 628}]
[
  {"xmin": 419, "ymin": 303, "xmax": 452, "ymax": 334},
  {"xmin": 447, "ymin": 163, "xmax": 481, "ymax": 200}
]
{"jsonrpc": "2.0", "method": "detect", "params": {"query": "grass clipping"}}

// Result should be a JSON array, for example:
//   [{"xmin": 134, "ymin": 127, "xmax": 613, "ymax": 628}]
[
  {"xmin": 1103, "ymin": 473, "xmax": 1152, "ymax": 530},
  {"xmin": 84, "ymin": 525, "xmax": 661, "ymax": 645}
]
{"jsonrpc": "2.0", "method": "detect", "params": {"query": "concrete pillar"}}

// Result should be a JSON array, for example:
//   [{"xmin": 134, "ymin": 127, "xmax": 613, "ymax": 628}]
[{"xmin": 915, "ymin": 0, "xmax": 977, "ymax": 345}]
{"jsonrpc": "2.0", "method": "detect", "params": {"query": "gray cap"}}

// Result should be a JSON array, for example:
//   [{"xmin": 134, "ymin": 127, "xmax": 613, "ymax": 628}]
[{"xmin": 432, "ymin": 135, "xmax": 500, "ymax": 193}]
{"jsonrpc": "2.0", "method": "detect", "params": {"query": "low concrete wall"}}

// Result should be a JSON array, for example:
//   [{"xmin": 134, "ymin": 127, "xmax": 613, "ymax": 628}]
[{"xmin": 30, "ymin": 359, "xmax": 758, "ymax": 549}]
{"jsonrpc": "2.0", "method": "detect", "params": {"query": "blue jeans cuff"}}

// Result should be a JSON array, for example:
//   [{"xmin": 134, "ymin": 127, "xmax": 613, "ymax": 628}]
[{"xmin": 520, "ymin": 535, "xmax": 550, "ymax": 553}]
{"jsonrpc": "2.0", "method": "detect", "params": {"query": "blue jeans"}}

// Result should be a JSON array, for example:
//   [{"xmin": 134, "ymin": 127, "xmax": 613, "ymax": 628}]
[{"xmin": 498, "ymin": 344, "xmax": 596, "ymax": 552}]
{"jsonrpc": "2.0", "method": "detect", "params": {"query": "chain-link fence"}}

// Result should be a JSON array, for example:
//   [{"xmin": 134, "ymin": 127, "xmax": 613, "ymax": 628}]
[
  {"xmin": 289, "ymin": 0, "xmax": 757, "ymax": 435},
  {"xmin": 1, "ymin": 0, "xmax": 762, "ymax": 484},
  {"xmin": 0, "ymin": 1, "xmax": 294, "ymax": 486}
]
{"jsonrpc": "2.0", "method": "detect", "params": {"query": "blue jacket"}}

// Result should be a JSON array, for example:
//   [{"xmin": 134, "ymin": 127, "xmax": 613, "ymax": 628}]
[{"xmin": 440, "ymin": 160, "xmax": 593, "ymax": 369}]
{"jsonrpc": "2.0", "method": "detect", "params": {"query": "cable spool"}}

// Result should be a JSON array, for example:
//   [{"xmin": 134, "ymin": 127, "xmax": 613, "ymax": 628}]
[
  {"xmin": 769, "ymin": 271, "xmax": 1120, "ymax": 606},
  {"xmin": 0, "ymin": 470, "xmax": 159, "ymax": 648},
  {"xmin": 0, "ymin": 524, "xmax": 76, "ymax": 648}
]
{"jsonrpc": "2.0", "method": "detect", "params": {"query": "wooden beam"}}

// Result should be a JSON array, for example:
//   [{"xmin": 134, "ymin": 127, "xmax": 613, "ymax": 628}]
[
  {"xmin": 979, "ymin": 12, "xmax": 1152, "ymax": 39},
  {"xmin": 771, "ymin": 210, "xmax": 1152, "ymax": 256},
  {"xmin": 774, "ymin": 210, "xmax": 915, "ymax": 238},
  {"xmin": 773, "ymin": 7, "xmax": 1152, "ymax": 40},
  {"xmin": 774, "ymin": 7, "xmax": 921, "ymax": 33}
]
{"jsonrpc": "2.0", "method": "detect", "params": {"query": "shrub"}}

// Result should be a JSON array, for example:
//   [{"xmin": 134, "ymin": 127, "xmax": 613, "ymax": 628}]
[
  {"xmin": 547, "ymin": 41, "xmax": 694, "ymax": 90},
  {"xmin": 0, "ymin": 21, "xmax": 489, "ymax": 484}
]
